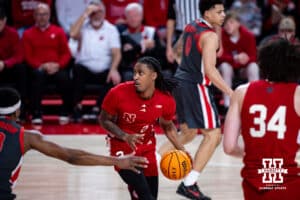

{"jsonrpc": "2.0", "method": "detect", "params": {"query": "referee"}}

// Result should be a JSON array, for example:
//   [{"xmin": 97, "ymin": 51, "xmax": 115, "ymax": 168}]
[{"xmin": 166, "ymin": 0, "xmax": 200, "ymax": 63}]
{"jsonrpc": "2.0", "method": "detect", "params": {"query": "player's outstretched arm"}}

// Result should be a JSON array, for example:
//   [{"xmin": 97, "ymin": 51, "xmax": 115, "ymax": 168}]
[{"xmin": 24, "ymin": 130, "xmax": 148, "ymax": 172}]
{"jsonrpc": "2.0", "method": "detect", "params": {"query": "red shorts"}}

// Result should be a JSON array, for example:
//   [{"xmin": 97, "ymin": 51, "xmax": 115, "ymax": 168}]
[
  {"xmin": 108, "ymin": 136, "xmax": 158, "ymax": 176},
  {"xmin": 242, "ymin": 179, "xmax": 300, "ymax": 200}
]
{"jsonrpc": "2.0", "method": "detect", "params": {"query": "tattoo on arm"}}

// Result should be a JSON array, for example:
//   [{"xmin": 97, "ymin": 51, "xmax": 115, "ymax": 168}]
[{"xmin": 99, "ymin": 110, "xmax": 127, "ymax": 140}]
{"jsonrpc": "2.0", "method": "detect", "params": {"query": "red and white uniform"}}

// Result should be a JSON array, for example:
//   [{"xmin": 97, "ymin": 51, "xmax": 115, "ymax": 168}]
[
  {"xmin": 241, "ymin": 80, "xmax": 300, "ymax": 199},
  {"xmin": 102, "ymin": 81, "xmax": 176, "ymax": 176},
  {"xmin": 0, "ymin": 117, "xmax": 24, "ymax": 200}
]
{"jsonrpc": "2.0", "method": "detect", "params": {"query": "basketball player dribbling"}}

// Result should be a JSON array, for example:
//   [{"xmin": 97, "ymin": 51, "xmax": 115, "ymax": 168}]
[
  {"xmin": 159, "ymin": 0, "xmax": 233, "ymax": 199},
  {"xmin": 0, "ymin": 87, "xmax": 148, "ymax": 200},
  {"xmin": 99, "ymin": 56, "xmax": 186, "ymax": 200},
  {"xmin": 223, "ymin": 39, "xmax": 300, "ymax": 200}
]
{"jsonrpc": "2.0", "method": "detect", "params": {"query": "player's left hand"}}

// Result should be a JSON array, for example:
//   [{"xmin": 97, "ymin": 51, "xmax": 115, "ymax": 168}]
[
  {"xmin": 116, "ymin": 154, "xmax": 149, "ymax": 173},
  {"xmin": 123, "ymin": 134, "xmax": 144, "ymax": 150}
]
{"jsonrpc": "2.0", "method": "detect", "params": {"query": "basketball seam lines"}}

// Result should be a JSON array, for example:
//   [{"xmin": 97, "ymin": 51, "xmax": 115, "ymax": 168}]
[
  {"xmin": 167, "ymin": 153, "xmax": 173, "ymax": 179},
  {"xmin": 174, "ymin": 151, "xmax": 182, "ymax": 179}
]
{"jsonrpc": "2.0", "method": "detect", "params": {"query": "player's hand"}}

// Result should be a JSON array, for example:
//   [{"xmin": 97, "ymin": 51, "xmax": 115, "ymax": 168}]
[
  {"xmin": 123, "ymin": 134, "xmax": 144, "ymax": 150},
  {"xmin": 116, "ymin": 154, "xmax": 149, "ymax": 173}
]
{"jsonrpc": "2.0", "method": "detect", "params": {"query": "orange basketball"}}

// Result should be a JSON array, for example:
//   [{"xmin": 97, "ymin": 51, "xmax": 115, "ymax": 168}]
[{"xmin": 160, "ymin": 150, "xmax": 192, "ymax": 180}]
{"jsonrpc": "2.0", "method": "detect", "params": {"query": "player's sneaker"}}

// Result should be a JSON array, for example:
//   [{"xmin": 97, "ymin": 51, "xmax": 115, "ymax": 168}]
[{"xmin": 176, "ymin": 182, "xmax": 211, "ymax": 200}]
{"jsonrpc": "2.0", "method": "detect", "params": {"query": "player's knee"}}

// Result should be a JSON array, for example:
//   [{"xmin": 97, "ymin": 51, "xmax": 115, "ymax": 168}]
[
  {"xmin": 180, "ymin": 130, "xmax": 197, "ymax": 144},
  {"xmin": 203, "ymin": 130, "xmax": 222, "ymax": 146}
]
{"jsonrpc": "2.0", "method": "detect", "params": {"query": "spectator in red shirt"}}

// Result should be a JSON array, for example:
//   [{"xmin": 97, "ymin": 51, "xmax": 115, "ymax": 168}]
[
  {"xmin": 11, "ymin": 0, "xmax": 52, "ymax": 37},
  {"xmin": 218, "ymin": 11, "xmax": 259, "ymax": 109},
  {"xmin": 22, "ymin": 3, "xmax": 72, "ymax": 125},
  {"xmin": 0, "ymin": 8, "xmax": 27, "ymax": 121}
]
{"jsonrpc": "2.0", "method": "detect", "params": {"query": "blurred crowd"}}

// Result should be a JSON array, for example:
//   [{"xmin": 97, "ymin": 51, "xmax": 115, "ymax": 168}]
[{"xmin": 0, "ymin": 0, "xmax": 299, "ymax": 124}]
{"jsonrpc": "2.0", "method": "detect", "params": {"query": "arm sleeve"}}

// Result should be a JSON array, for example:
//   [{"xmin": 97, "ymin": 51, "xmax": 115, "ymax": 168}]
[{"xmin": 162, "ymin": 96, "xmax": 176, "ymax": 121}]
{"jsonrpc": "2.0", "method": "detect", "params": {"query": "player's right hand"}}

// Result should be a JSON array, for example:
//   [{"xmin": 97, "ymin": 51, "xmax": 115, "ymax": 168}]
[
  {"xmin": 123, "ymin": 134, "xmax": 144, "ymax": 150},
  {"xmin": 116, "ymin": 154, "xmax": 149, "ymax": 173}
]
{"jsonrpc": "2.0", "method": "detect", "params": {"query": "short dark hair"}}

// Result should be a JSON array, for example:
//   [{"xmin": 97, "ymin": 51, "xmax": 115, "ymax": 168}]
[
  {"xmin": 258, "ymin": 39, "xmax": 300, "ymax": 82},
  {"xmin": 199, "ymin": 0, "xmax": 224, "ymax": 16},
  {"xmin": 0, "ymin": 7, "xmax": 6, "ymax": 20},
  {"xmin": 137, "ymin": 57, "xmax": 178, "ymax": 94}
]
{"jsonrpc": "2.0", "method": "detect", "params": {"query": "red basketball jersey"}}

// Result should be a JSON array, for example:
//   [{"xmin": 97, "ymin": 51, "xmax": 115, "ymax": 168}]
[
  {"xmin": 241, "ymin": 80, "xmax": 300, "ymax": 191},
  {"xmin": 102, "ymin": 81, "xmax": 175, "ymax": 148}
]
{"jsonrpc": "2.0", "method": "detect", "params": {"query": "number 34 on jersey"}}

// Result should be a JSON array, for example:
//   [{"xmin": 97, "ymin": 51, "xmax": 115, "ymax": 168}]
[{"xmin": 249, "ymin": 105, "xmax": 287, "ymax": 139}]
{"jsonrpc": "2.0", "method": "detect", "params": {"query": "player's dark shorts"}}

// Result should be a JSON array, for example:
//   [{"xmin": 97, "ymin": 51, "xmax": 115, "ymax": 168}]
[{"xmin": 173, "ymin": 81, "xmax": 220, "ymax": 129}]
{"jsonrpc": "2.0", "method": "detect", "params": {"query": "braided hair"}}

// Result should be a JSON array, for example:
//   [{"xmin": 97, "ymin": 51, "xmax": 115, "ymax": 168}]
[{"xmin": 137, "ymin": 57, "xmax": 178, "ymax": 94}]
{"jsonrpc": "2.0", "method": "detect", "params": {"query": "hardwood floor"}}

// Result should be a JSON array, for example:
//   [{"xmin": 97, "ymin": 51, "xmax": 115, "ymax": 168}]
[{"xmin": 14, "ymin": 135, "xmax": 299, "ymax": 200}]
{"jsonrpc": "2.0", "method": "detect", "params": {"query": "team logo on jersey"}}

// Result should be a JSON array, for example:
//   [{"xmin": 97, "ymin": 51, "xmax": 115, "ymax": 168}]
[
  {"xmin": 123, "ymin": 112, "xmax": 136, "ymax": 124},
  {"xmin": 258, "ymin": 158, "xmax": 288, "ymax": 184},
  {"xmin": 140, "ymin": 104, "xmax": 147, "ymax": 112}
]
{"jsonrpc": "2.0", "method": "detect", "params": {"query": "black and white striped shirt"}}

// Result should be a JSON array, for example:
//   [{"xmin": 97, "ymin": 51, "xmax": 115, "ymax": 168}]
[{"xmin": 168, "ymin": 0, "xmax": 201, "ymax": 31}]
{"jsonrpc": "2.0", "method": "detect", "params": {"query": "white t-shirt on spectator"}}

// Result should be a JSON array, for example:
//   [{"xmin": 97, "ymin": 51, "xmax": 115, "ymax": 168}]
[{"xmin": 69, "ymin": 20, "xmax": 121, "ymax": 73}]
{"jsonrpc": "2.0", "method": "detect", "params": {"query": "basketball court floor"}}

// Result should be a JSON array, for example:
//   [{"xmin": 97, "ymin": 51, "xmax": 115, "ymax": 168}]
[{"xmin": 14, "ymin": 134, "xmax": 300, "ymax": 200}]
